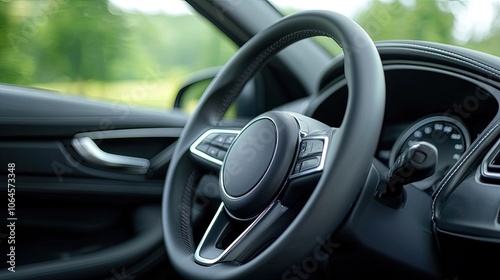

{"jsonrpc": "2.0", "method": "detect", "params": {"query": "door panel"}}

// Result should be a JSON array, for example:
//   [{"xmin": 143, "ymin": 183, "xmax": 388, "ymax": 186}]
[
  {"xmin": 0, "ymin": 85, "xmax": 187, "ymax": 279},
  {"xmin": 0, "ymin": 84, "xmax": 187, "ymax": 138}
]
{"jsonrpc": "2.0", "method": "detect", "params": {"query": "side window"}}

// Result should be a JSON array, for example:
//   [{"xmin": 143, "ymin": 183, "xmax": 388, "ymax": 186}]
[{"xmin": 0, "ymin": 0, "xmax": 236, "ymax": 111}]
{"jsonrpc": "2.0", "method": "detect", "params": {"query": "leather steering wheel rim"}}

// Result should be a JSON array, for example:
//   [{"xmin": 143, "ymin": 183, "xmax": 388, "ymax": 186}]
[{"xmin": 162, "ymin": 10, "xmax": 385, "ymax": 279}]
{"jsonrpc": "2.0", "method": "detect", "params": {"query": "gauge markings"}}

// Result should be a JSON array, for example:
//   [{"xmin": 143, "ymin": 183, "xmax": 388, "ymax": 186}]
[{"xmin": 390, "ymin": 116, "xmax": 471, "ymax": 190}]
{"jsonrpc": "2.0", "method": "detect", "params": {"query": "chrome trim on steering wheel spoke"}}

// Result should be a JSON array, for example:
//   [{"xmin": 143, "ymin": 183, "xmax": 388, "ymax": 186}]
[{"xmin": 194, "ymin": 201, "xmax": 287, "ymax": 265}]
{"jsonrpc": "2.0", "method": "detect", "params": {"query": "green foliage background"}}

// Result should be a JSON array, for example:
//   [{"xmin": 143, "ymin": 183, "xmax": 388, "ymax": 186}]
[
  {"xmin": 0, "ymin": 0, "xmax": 499, "ymax": 110},
  {"xmin": 0, "ymin": 0, "xmax": 236, "ymax": 109}
]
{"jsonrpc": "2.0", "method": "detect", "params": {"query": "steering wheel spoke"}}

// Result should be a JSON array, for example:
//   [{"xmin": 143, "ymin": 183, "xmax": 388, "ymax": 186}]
[
  {"xmin": 190, "ymin": 129, "xmax": 240, "ymax": 166},
  {"xmin": 195, "ymin": 201, "xmax": 294, "ymax": 265}
]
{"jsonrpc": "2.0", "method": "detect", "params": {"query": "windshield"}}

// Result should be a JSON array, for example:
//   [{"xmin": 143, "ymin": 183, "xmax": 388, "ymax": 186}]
[{"xmin": 269, "ymin": 0, "xmax": 500, "ymax": 57}]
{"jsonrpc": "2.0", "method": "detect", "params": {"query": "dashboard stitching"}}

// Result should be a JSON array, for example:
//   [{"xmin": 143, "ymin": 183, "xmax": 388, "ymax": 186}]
[
  {"xmin": 388, "ymin": 47, "xmax": 500, "ymax": 79},
  {"xmin": 431, "ymin": 120, "xmax": 500, "ymax": 220},
  {"xmin": 398, "ymin": 43, "xmax": 500, "ymax": 74}
]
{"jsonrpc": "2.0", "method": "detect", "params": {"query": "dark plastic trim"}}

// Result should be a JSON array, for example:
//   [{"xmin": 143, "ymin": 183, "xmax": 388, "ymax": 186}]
[{"xmin": 0, "ymin": 206, "xmax": 163, "ymax": 280}]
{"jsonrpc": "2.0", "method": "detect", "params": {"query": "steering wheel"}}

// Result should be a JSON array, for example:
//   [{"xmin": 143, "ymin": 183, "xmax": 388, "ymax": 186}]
[{"xmin": 162, "ymin": 10, "xmax": 385, "ymax": 279}]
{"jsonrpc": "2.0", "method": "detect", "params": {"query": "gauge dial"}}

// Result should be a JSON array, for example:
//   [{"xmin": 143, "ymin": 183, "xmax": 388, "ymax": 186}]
[{"xmin": 390, "ymin": 116, "xmax": 471, "ymax": 189}]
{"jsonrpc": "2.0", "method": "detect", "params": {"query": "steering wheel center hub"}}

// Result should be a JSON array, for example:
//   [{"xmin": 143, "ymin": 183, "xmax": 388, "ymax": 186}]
[
  {"xmin": 221, "ymin": 113, "xmax": 299, "ymax": 220},
  {"xmin": 222, "ymin": 118, "xmax": 277, "ymax": 197}
]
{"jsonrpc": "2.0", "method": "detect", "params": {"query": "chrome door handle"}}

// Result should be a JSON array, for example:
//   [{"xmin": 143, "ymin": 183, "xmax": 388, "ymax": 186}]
[{"xmin": 72, "ymin": 137, "xmax": 150, "ymax": 175}]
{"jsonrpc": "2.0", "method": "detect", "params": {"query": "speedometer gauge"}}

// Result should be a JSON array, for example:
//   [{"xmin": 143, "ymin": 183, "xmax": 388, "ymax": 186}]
[{"xmin": 389, "ymin": 116, "xmax": 471, "ymax": 189}]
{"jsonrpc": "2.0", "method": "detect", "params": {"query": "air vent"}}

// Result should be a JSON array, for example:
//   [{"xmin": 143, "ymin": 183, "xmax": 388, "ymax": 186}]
[{"xmin": 481, "ymin": 139, "xmax": 500, "ymax": 181}]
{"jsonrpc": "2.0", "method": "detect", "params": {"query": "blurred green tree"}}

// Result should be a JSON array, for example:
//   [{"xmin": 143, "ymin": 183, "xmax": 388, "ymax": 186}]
[
  {"xmin": 355, "ymin": 0, "xmax": 455, "ymax": 44},
  {"xmin": 0, "ymin": 0, "xmax": 235, "ymax": 89},
  {"xmin": 31, "ymin": 0, "xmax": 127, "ymax": 84},
  {"xmin": 0, "ymin": 1, "xmax": 33, "ymax": 84}
]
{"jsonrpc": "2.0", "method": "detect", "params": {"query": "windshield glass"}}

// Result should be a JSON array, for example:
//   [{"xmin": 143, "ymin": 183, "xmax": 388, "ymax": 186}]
[{"xmin": 269, "ymin": 0, "xmax": 500, "ymax": 57}]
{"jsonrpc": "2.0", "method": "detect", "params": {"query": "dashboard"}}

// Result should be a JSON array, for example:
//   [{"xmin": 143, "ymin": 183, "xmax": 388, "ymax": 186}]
[
  {"xmin": 309, "ymin": 62, "xmax": 499, "ymax": 194},
  {"xmin": 286, "ymin": 43, "xmax": 500, "ymax": 276}
]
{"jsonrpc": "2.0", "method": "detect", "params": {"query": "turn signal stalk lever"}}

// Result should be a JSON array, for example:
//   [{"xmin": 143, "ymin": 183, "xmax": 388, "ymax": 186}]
[{"xmin": 378, "ymin": 142, "xmax": 438, "ymax": 208}]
